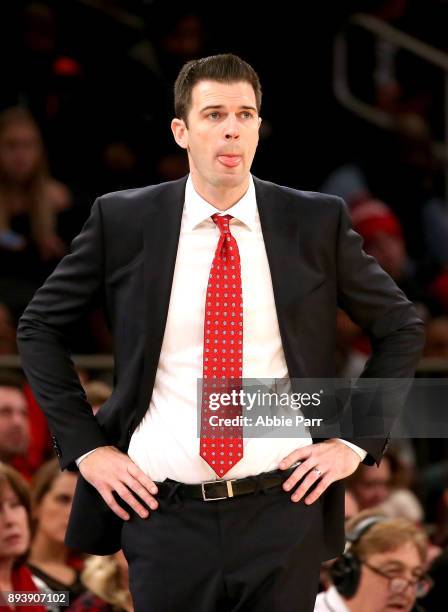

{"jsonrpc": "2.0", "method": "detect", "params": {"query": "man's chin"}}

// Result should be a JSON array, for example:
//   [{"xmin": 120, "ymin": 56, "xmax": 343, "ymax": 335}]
[
  {"xmin": 4, "ymin": 446, "xmax": 27, "ymax": 460},
  {"xmin": 215, "ymin": 168, "xmax": 248, "ymax": 187}
]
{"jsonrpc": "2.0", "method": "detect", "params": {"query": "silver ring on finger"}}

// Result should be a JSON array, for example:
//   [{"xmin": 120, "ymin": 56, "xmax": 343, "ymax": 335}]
[{"xmin": 313, "ymin": 466, "xmax": 323, "ymax": 478}]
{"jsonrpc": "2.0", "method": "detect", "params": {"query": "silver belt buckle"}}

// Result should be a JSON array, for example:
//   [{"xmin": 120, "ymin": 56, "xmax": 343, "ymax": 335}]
[{"xmin": 201, "ymin": 479, "xmax": 236, "ymax": 501}]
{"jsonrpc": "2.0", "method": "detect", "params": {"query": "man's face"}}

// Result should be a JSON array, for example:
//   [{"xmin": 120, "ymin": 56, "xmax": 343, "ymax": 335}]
[
  {"xmin": 171, "ymin": 80, "xmax": 261, "ymax": 193},
  {"xmin": 355, "ymin": 541, "xmax": 424, "ymax": 611},
  {"xmin": 0, "ymin": 387, "xmax": 29, "ymax": 461},
  {"xmin": 350, "ymin": 459, "xmax": 391, "ymax": 509}
]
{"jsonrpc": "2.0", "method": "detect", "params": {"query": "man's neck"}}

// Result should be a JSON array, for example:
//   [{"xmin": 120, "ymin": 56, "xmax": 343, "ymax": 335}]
[
  {"xmin": 190, "ymin": 174, "xmax": 250, "ymax": 211},
  {"xmin": 344, "ymin": 592, "xmax": 372, "ymax": 612}
]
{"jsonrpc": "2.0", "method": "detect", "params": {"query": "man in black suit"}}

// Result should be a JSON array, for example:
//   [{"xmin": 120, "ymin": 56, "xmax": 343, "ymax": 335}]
[{"xmin": 17, "ymin": 54, "xmax": 424, "ymax": 611}]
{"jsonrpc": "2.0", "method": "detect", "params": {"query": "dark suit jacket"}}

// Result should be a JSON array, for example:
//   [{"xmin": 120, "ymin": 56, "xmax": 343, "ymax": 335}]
[{"xmin": 17, "ymin": 176, "xmax": 425, "ymax": 558}]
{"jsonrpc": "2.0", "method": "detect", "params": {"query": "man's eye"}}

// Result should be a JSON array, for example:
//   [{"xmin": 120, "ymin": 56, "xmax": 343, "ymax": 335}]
[
  {"xmin": 241, "ymin": 111, "xmax": 252, "ymax": 119},
  {"xmin": 382, "ymin": 571, "xmax": 403, "ymax": 580},
  {"xmin": 208, "ymin": 112, "xmax": 220, "ymax": 120}
]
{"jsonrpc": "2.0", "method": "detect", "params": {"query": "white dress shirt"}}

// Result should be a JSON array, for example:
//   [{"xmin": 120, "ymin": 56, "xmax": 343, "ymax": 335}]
[
  {"xmin": 78, "ymin": 175, "xmax": 366, "ymax": 479},
  {"xmin": 314, "ymin": 586, "xmax": 349, "ymax": 612}
]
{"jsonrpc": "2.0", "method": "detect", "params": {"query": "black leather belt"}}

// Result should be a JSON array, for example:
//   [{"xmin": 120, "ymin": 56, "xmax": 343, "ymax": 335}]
[{"xmin": 156, "ymin": 466, "xmax": 297, "ymax": 502}]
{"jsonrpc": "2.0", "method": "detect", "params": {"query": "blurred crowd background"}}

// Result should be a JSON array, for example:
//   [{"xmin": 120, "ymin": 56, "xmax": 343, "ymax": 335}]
[{"xmin": 1, "ymin": 1, "xmax": 448, "ymax": 611}]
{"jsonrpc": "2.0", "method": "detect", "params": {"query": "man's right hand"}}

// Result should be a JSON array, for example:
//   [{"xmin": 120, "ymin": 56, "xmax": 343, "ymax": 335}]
[{"xmin": 78, "ymin": 446, "xmax": 158, "ymax": 521}]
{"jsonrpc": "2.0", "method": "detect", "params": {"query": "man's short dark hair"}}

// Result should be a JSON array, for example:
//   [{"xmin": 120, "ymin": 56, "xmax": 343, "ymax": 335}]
[
  {"xmin": 0, "ymin": 369, "xmax": 24, "ymax": 391},
  {"xmin": 174, "ymin": 53, "xmax": 262, "ymax": 123}
]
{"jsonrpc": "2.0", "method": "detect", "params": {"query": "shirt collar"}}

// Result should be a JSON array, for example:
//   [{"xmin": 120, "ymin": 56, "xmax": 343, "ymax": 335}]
[
  {"xmin": 325, "ymin": 586, "xmax": 349, "ymax": 611},
  {"xmin": 183, "ymin": 174, "xmax": 257, "ymax": 231}
]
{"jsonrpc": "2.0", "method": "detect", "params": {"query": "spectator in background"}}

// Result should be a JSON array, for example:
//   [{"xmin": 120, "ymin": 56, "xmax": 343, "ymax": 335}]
[
  {"xmin": 67, "ymin": 551, "xmax": 132, "ymax": 612},
  {"xmin": 351, "ymin": 197, "xmax": 406, "ymax": 279},
  {"xmin": 0, "ymin": 462, "xmax": 45, "ymax": 611},
  {"xmin": 350, "ymin": 195, "xmax": 426, "ymax": 307},
  {"xmin": 0, "ymin": 373, "xmax": 29, "ymax": 465},
  {"xmin": 0, "ymin": 106, "xmax": 70, "ymax": 258},
  {"xmin": 322, "ymin": 114, "xmax": 448, "ymax": 268},
  {"xmin": 315, "ymin": 514, "xmax": 432, "ymax": 612},
  {"xmin": 348, "ymin": 450, "xmax": 425, "ymax": 524},
  {"xmin": 382, "ymin": 113, "xmax": 448, "ymax": 265},
  {"xmin": 0, "ymin": 369, "xmax": 51, "ymax": 482},
  {"xmin": 28, "ymin": 459, "xmax": 84, "ymax": 607},
  {"xmin": 11, "ymin": 380, "xmax": 52, "ymax": 482},
  {"xmin": 6, "ymin": 2, "xmax": 92, "ymax": 189},
  {"xmin": 347, "ymin": 456, "xmax": 392, "ymax": 511},
  {"xmin": 0, "ymin": 106, "xmax": 71, "ymax": 318},
  {"xmin": 377, "ymin": 449, "xmax": 424, "ymax": 524},
  {"xmin": 423, "ymin": 317, "xmax": 448, "ymax": 358}
]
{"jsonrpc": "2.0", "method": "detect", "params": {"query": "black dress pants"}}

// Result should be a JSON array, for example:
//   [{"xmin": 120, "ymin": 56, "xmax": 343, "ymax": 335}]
[{"xmin": 121, "ymin": 477, "xmax": 324, "ymax": 612}]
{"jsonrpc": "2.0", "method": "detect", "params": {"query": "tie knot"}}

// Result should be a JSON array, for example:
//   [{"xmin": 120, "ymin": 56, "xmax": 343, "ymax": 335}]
[{"xmin": 212, "ymin": 213, "xmax": 233, "ymax": 236}]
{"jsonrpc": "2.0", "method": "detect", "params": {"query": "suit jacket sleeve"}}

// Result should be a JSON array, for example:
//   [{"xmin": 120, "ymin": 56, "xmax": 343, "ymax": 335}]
[
  {"xmin": 17, "ymin": 198, "xmax": 110, "ymax": 470},
  {"xmin": 335, "ymin": 197, "xmax": 425, "ymax": 465}
]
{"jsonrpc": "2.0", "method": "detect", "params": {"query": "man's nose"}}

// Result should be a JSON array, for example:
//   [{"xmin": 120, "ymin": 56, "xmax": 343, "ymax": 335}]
[
  {"xmin": 11, "ymin": 412, "xmax": 27, "ymax": 427},
  {"xmin": 224, "ymin": 115, "xmax": 240, "ymax": 139}
]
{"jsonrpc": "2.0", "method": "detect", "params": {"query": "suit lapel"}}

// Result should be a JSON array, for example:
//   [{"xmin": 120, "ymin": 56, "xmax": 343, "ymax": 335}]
[
  {"xmin": 254, "ymin": 176, "xmax": 320, "ymax": 378},
  {"xmin": 134, "ymin": 177, "xmax": 187, "ymax": 427},
  {"xmin": 254, "ymin": 176, "xmax": 321, "ymax": 305}
]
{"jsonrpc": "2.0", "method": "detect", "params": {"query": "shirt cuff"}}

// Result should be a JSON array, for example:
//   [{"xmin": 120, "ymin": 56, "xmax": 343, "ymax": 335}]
[
  {"xmin": 75, "ymin": 448, "xmax": 98, "ymax": 467},
  {"xmin": 337, "ymin": 439, "xmax": 368, "ymax": 461}
]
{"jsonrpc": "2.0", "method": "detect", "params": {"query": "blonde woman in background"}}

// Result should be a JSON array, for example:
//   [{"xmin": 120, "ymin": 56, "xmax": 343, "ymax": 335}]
[
  {"xmin": 67, "ymin": 552, "xmax": 133, "ymax": 612},
  {"xmin": 0, "ymin": 107, "xmax": 71, "ymax": 318},
  {"xmin": 0, "ymin": 106, "xmax": 70, "ymax": 259}
]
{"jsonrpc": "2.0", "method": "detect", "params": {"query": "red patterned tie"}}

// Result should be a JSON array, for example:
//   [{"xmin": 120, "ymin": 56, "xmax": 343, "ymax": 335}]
[{"xmin": 200, "ymin": 214, "xmax": 244, "ymax": 477}]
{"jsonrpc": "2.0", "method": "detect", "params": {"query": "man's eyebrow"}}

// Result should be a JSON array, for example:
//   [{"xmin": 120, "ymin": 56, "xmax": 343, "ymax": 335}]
[
  {"xmin": 200, "ymin": 104, "xmax": 257, "ymax": 113},
  {"xmin": 380, "ymin": 561, "xmax": 423, "ymax": 572},
  {"xmin": 380, "ymin": 561, "xmax": 404, "ymax": 569}
]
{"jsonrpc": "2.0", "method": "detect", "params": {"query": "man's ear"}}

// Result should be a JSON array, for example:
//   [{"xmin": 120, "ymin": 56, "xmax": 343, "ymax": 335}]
[{"xmin": 171, "ymin": 118, "xmax": 188, "ymax": 150}]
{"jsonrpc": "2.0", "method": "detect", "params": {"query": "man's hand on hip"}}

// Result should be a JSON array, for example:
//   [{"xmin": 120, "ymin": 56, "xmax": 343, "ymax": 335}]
[
  {"xmin": 278, "ymin": 439, "xmax": 362, "ymax": 505},
  {"xmin": 78, "ymin": 446, "xmax": 158, "ymax": 521}
]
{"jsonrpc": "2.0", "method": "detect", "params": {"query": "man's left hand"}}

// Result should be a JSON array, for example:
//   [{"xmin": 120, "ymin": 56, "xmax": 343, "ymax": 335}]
[{"xmin": 279, "ymin": 439, "xmax": 362, "ymax": 505}]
